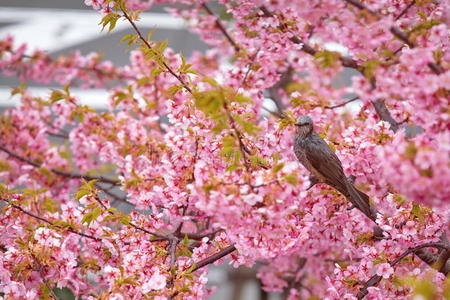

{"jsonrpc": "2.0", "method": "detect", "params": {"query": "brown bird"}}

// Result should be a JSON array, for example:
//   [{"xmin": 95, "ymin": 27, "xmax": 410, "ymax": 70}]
[{"xmin": 293, "ymin": 116, "xmax": 377, "ymax": 221}]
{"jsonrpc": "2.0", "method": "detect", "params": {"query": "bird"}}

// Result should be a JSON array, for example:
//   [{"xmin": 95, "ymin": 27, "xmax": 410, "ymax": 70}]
[{"xmin": 293, "ymin": 115, "xmax": 377, "ymax": 222}]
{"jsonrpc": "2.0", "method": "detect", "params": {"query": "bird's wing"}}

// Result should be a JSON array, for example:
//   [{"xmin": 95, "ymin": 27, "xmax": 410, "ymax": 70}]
[
  {"xmin": 304, "ymin": 134, "xmax": 375, "ymax": 219},
  {"xmin": 303, "ymin": 134, "xmax": 347, "ymax": 190}
]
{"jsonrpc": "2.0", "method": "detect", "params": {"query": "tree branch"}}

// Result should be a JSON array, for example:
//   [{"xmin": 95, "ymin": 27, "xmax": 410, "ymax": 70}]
[
  {"xmin": 189, "ymin": 244, "xmax": 236, "ymax": 272},
  {"xmin": 259, "ymin": 6, "xmax": 401, "ymax": 131},
  {"xmin": 175, "ymin": 229, "xmax": 223, "ymax": 241},
  {"xmin": 325, "ymin": 96, "xmax": 360, "ymax": 109},
  {"xmin": 121, "ymin": 7, "xmax": 193, "ymax": 94},
  {"xmin": 395, "ymin": 1, "xmax": 415, "ymax": 20},
  {"xmin": 357, "ymin": 242, "xmax": 450, "ymax": 299},
  {"xmin": 31, "ymin": 253, "xmax": 59, "ymax": 300},
  {"xmin": 2, "ymin": 198, "xmax": 102, "ymax": 241},
  {"xmin": 0, "ymin": 145, "xmax": 119, "ymax": 185},
  {"xmin": 260, "ymin": 6, "xmax": 361, "ymax": 70},
  {"xmin": 342, "ymin": 0, "xmax": 443, "ymax": 75},
  {"xmin": 370, "ymin": 99, "xmax": 400, "ymax": 132},
  {"xmin": 268, "ymin": 67, "xmax": 293, "ymax": 115},
  {"xmin": 202, "ymin": 3, "xmax": 240, "ymax": 52}
]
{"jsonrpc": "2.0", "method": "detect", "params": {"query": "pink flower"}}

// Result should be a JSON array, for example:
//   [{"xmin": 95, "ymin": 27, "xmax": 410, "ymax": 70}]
[
  {"xmin": 376, "ymin": 263, "xmax": 394, "ymax": 279},
  {"xmin": 142, "ymin": 269, "xmax": 166, "ymax": 293}
]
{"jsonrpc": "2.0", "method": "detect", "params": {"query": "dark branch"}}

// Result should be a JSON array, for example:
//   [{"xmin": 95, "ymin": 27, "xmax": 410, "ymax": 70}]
[
  {"xmin": 202, "ymin": 3, "xmax": 240, "ymax": 52},
  {"xmin": 395, "ymin": 1, "xmax": 416, "ymax": 20},
  {"xmin": 175, "ymin": 229, "xmax": 223, "ymax": 241},
  {"xmin": 259, "ymin": 6, "xmax": 401, "ymax": 130},
  {"xmin": 325, "ymin": 96, "xmax": 360, "ymax": 109},
  {"xmin": 46, "ymin": 131, "xmax": 69, "ymax": 139},
  {"xmin": 342, "ymin": 0, "xmax": 376, "ymax": 14},
  {"xmin": 260, "ymin": 6, "xmax": 360, "ymax": 70},
  {"xmin": 190, "ymin": 244, "xmax": 236, "ymax": 272},
  {"xmin": 0, "ymin": 145, "xmax": 119, "ymax": 185},
  {"xmin": 121, "ymin": 7, "xmax": 193, "ymax": 94},
  {"xmin": 31, "ymin": 253, "xmax": 59, "ymax": 300},
  {"xmin": 357, "ymin": 242, "xmax": 450, "ymax": 299},
  {"xmin": 3, "ymin": 198, "xmax": 101, "ymax": 241},
  {"xmin": 390, "ymin": 27, "xmax": 415, "ymax": 48},
  {"xmin": 371, "ymin": 99, "xmax": 400, "ymax": 132},
  {"xmin": 268, "ymin": 67, "xmax": 293, "ymax": 114},
  {"xmin": 342, "ymin": 0, "xmax": 444, "ymax": 75}
]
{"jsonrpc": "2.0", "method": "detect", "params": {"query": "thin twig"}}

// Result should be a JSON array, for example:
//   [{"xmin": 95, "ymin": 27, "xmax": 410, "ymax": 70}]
[
  {"xmin": 0, "ymin": 145, "xmax": 119, "ymax": 185},
  {"xmin": 175, "ymin": 229, "xmax": 223, "ymax": 241},
  {"xmin": 46, "ymin": 131, "xmax": 69, "ymax": 139},
  {"xmin": 268, "ymin": 67, "xmax": 293, "ymax": 114},
  {"xmin": 202, "ymin": 3, "xmax": 240, "ymax": 52},
  {"xmin": 371, "ymin": 99, "xmax": 400, "ymax": 132},
  {"xmin": 260, "ymin": 6, "xmax": 361, "ymax": 71},
  {"xmin": 325, "ymin": 96, "xmax": 360, "ymax": 109},
  {"xmin": 342, "ymin": 0, "xmax": 443, "ymax": 75},
  {"xmin": 395, "ymin": 1, "xmax": 415, "ymax": 20},
  {"xmin": 343, "ymin": 0, "xmax": 376, "ymax": 14},
  {"xmin": 31, "ymin": 253, "xmax": 59, "ymax": 300},
  {"xmin": 357, "ymin": 242, "xmax": 450, "ymax": 299},
  {"xmin": 262, "ymin": 106, "xmax": 284, "ymax": 119},
  {"xmin": 390, "ymin": 27, "xmax": 414, "ymax": 48},
  {"xmin": 259, "ymin": 6, "xmax": 401, "ymax": 131},
  {"xmin": 2, "ymin": 198, "xmax": 101, "ymax": 241},
  {"xmin": 95, "ymin": 183, "xmax": 128, "ymax": 204},
  {"xmin": 189, "ymin": 244, "xmax": 237, "ymax": 272},
  {"xmin": 90, "ymin": 192, "xmax": 167, "ymax": 239},
  {"xmin": 121, "ymin": 7, "xmax": 193, "ymax": 94}
]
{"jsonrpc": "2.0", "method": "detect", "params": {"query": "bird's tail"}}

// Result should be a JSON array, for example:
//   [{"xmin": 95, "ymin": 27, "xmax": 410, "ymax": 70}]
[{"xmin": 342, "ymin": 181, "xmax": 377, "ymax": 221}]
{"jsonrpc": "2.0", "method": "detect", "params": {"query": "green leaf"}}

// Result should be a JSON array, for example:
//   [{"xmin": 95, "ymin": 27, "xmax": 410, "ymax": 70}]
[
  {"xmin": 273, "ymin": 163, "xmax": 284, "ymax": 173},
  {"xmin": 99, "ymin": 12, "xmax": 121, "ymax": 32},
  {"xmin": 194, "ymin": 90, "xmax": 224, "ymax": 115},
  {"xmin": 165, "ymin": 84, "xmax": 184, "ymax": 98},
  {"xmin": 185, "ymin": 264, "xmax": 196, "ymax": 274},
  {"xmin": 211, "ymin": 119, "xmax": 228, "ymax": 134},
  {"xmin": 277, "ymin": 110, "xmax": 296, "ymax": 130},
  {"xmin": 284, "ymin": 173, "xmax": 297, "ymax": 185},
  {"xmin": 362, "ymin": 59, "xmax": 382, "ymax": 81},
  {"xmin": 53, "ymin": 287, "xmax": 75, "ymax": 300},
  {"xmin": 413, "ymin": 278, "xmax": 436, "ymax": 300},
  {"xmin": 178, "ymin": 247, "xmax": 193, "ymax": 257},
  {"xmin": 91, "ymin": 207, "xmax": 102, "ymax": 222},
  {"xmin": 411, "ymin": 203, "xmax": 421, "ymax": 219},
  {"xmin": 50, "ymin": 90, "xmax": 66, "ymax": 102},
  {"xmin": 248, "ymin": 155, "xmax": 269, "ymax": 168},
  {"xmin": 120, "ymin": 34, "xmax": 138, "ymax": 46},
  {"xmin": 75, "ymin": 179, "xmax": 98, "ymax": 201},
  {"xmin": 119, "ymin": 214, "xmax": 131, "ymax": 226},
  {"xmin": 234, "ymin": 94, "xmax": 252, "ymax": 103},
  {"xmin": 201, "ymin": 77, "xmax": 219, "ymax": 88},
  {"xmin": 147, "ymin": 28, "xmax": 156, "ymax": 41},
  {"xmin": 81, "ymin": 212, "xmax": 94, "ymax": 225},
  {"xmin": 185, "ymin": 69, "xmax": 199, "ymax": 75},
  {"xmin": 151, "ymin": 67, "xmax": 163, "ymax": 78},
  {"xmin": 314, "ymin": 50, "xmax": 341, "ymax": 68},
  {"xmin": 10, "ymin": 82, "xmax": 26, "ymax": 96}
]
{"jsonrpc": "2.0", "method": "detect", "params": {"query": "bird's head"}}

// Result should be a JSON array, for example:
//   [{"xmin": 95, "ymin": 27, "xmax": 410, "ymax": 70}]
[{"xmin": 295, "ymin": 115, "xmax": 314, "ymax": 136}]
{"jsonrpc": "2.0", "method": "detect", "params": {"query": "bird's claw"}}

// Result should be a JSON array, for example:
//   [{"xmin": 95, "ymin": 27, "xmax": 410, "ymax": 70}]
[
  {"xmin": 347, "ymin": 204, "xmax": 357, "ymax": 211},
  {"xmin": 306, "ymin": 176, "xmax": 319, "ymax": 190}
]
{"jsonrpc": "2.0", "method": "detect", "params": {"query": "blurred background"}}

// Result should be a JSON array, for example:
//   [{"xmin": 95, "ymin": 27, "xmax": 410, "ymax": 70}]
[{"xmin": 0, "ymin": 1, "xmax": 282, "ymax": 299}]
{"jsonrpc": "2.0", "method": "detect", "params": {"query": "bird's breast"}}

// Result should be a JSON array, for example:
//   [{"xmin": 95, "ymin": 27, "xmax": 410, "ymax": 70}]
[{"xmin": 294, "ymin": 136, "xmax": 326, "ymax": 181}]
